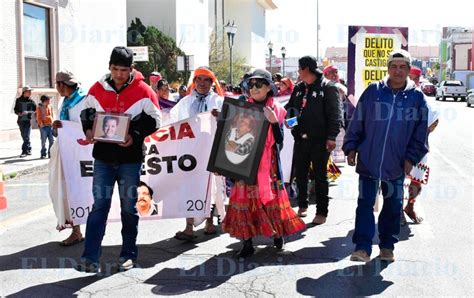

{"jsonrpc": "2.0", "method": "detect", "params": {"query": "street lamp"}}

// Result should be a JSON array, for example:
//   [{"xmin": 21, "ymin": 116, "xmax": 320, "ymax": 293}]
[
  {"xmin": 281, "ymin": 46, "xmax": 287, "ymax": 76},
  {"xmin": 224, "ymin": 20, "xmax": 237, "ymax": 85},
  {"xmin": 267, "ymin": 41, "xmax": 273, "ymax": 74}
]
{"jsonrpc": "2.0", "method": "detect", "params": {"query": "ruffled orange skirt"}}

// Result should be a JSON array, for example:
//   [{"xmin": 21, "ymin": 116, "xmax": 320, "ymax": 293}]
[{"xmin": 222, "ymin": 180, "xmax": 306, "ymax": 240}]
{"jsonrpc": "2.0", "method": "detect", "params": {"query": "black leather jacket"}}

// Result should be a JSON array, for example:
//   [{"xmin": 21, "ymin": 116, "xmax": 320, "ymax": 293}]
[{"xmin": 285, "ymin": 77, "xmax": 342, "ymax": 142}]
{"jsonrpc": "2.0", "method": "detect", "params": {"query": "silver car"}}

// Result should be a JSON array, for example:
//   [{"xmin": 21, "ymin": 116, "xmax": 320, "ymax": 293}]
[{"xmin": 467, "ymin": 89, "xmax": 474, "ymax": 107}]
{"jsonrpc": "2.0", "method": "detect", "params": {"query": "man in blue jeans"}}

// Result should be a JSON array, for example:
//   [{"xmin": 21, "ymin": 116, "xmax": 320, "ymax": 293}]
[
  {"xmin": 75, "ymin": 46, "xmax": 161, "ymax": 273},
  {"xmin": 14, "ymin": 86, "xmax": 37, "ymax": 157},
  {"xmin": 343, "ymin": 49, "xmax": 428, "ymax": 262}
]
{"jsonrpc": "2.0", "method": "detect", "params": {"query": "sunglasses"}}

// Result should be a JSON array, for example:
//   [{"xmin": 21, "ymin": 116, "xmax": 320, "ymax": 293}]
[{"xmin": 248, "ymin": 80, "xmax": 268, "ymax": 89}]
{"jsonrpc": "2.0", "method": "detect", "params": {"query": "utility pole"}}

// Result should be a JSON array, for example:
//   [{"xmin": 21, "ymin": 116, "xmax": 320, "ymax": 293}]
[{"xmin": 316, "ymin": 0, "xmax": 319, "ymax": 61}]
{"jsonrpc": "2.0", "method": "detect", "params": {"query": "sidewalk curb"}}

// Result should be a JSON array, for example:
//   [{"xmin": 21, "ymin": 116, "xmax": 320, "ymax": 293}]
[{"xmin": 4, "ymin": 163, "xmax": 49, "ymax": 181}]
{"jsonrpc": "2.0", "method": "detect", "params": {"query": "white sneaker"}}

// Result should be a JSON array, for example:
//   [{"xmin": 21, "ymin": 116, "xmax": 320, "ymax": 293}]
[{"xmin": 120, "ymin": 259, "xmax": 134, "ymax": 271}]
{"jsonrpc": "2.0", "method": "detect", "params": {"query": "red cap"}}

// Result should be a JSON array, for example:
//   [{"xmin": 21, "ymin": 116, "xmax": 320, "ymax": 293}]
[
  {"xmin": 280, "ymin": 77, "xmax": 294, "ymax": 92},
  {"xmin": 410, "ymin": 67, "xmax": 422, "ymax": 76},
  {"xmin": 323, "ymin": 65, "xmax": 338, "ymax": 75}
]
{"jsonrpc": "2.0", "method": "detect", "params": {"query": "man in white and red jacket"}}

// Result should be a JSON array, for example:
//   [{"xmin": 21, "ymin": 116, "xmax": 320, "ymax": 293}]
[{"xmin": 75, "ymin": 46, "xmax": 161, "ymax": 273}]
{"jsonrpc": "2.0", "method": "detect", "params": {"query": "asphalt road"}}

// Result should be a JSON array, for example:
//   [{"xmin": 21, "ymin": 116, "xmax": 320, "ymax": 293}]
[{"xmin": 0, "ymin": 96, "xmax": 472, "ymax": 297}]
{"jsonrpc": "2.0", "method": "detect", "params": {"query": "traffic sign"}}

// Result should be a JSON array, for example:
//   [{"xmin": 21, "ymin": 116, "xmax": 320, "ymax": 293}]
[{"xmin": 129, "ymin": 46, "xmax": 149, "ymax": 62}]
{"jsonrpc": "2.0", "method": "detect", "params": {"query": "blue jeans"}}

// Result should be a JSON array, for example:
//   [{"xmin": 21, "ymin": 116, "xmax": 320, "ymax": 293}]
[
  {"xmin": 18, "ymin": 121, "xmax": 31, "ymax": 154},
  {"xmin": 352, "ymin": 174, "xmax": 404, "ymax": 256},
  {"xmin": 39, "ymin": 126, "xmax": 54, "ymax": 157},
  {"xmin": 82, "ymin": 160, "xmax": 141, "ymax": 264}
]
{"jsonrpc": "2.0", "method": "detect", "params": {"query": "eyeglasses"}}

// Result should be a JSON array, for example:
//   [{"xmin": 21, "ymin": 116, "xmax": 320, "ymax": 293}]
[{"xmin": 248, "ymin": 80, "xmax": 268, "ymax": 89}]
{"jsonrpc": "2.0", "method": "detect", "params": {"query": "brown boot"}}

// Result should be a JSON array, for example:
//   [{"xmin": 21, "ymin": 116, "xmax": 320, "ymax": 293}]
[{"xmin": 59, "ymin": 226, "xmax": 84, "ymax": 247}]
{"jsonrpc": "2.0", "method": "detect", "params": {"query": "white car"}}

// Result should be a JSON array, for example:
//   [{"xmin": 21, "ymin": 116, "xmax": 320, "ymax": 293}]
[
  {"xmin": 467, "ymin": 89, "xmax": 474, "ymax": 107},
  {"xmin": 436, "ymin": 80, "xmax": 468, "ymax": 101}
]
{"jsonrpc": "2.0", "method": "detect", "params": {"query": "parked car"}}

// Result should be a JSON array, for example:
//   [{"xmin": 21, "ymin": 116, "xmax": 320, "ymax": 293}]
[
  {"xmin": 435, "ymin": 80, "xmax": 468, "ymax": 101},
  {"xmin": 421, "ymin": 82, "xmax": 436, "ymax": 96},
  {"xmin": 467, "ymin": 89, "xmax": 474, "ymax": 107}
]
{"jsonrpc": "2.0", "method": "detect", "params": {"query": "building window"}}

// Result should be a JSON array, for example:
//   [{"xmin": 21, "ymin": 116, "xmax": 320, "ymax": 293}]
[{"xmin": 23, "ymin": 2, "xmax": 51, "ymax": 88}]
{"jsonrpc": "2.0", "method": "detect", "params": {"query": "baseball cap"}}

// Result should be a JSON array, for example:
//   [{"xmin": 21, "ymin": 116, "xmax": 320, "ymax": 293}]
[
  {"xmin": 56, "ymin": 70, "xmax": 79, "ymax": 86},
  {"xmin": 248, "ymin": 69, "xmax": 278, "ymax": 95},
  {"xmin": 272, "ymin": 72, "xmax": 283, "ymax": 81},
  {"xmin": 22, "ymin": 86, "xmax": 33, "ymax": 93},
  {"xmin": 298, "ymin": 56, "xmax": 323, "ymax": 75},
  {"xmin": 410, "ymin": 66, "xmax": 422, "ymax": 76},
  {"xmin": 323, "ymin": 65, "xmax": 338, "ymax": 75},
  {"xmin": 109, "ymin": 46, "xmax": 133, "ymax": 67},
  {"xmin": 388, "ymin": 49, "xmax": 411, "ymax": 66}
]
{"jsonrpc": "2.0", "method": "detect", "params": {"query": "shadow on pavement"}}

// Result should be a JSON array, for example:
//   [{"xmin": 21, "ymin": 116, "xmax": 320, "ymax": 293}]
[
  {"xmin": 0, "ymin": 155, "xmax": 23, "ymax": 161},
  {"xmin": 5, "ymin": 222, "xmax": 413, "ymax": 296},
  {"xmin": 9, "ymin": 275, "xmax": 103, "ymax": 297},
  {"xmin": 296, "ymin": 259, "xmax": 393, "ymax": 296},
  {"xmin": 145, "ymin": 223, "xmax": 412, "ymax": 295},
  {"xmin": 144, "ymin": 230, "xmax": 353, "ymax": 295},
  {"xmin": 3, "ymin": 228, "xmax": 220, "ymax": 296}
]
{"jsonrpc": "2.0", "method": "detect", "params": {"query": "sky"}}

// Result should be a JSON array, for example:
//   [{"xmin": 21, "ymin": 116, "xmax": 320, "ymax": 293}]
[{"xmin": 266, "ymin": 0, "xmax": 474, "ymax": 58}]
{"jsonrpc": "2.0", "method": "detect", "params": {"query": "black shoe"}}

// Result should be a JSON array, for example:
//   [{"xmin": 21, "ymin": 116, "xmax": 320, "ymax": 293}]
[
  {"xmin": 20, "ymin": 153, "xmax": 27, "ymax": 158},
  {"xmin": 119, "ymin": 259, "xmax": 134, "ymax": 271},
  {"xmin": 74, "ymin": 260, "xmax": 99, "ymax": 273},
  {"xmin": 400, "ymin": 213, "xmax": 407, "ymax": 226},
  {"xmin": 40, "ymin": 155, "xmax": 46, "ymax": 159},
  {"xmin": 237, "ymin": 239, "xmax": 255, "ymax": 258},
  {"xmin": 273, "ymin": 237, "xmax": 284, "ymax": 249},
  {"xmin": 26, "ymin": 151, "xmax": 32, "ymax": 155}
]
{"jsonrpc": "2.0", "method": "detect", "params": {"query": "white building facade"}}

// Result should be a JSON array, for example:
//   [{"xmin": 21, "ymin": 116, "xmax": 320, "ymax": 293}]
[
  {"xmin": 127, "ymin": 0, "xmax": 210, "ymax": 69},
  {"xmin": 0, "ymin": 0, "xmax": 127, "ymax": 132},
  {"xmin": 127, "ymin": 0, "xmax": 277, "ymax": 72},
  {"xmin": 209, "ymin": 0, "xmax": 277, "ymax": 69},
  {"xmin": 445, "ymin": 27, "xmax": 473, "ymax": 75}
]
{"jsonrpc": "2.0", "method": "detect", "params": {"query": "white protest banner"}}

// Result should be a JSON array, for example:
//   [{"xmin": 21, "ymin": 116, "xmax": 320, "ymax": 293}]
[
  {"xmin": 57, "ymin": 121, "xmax": 94, "ymax": 226},
  {"xmin": 281, "ymin": 124, "xmax": 294, "ymax": 183},
  {"xmin": 275, "ymin": 95, "xmax": 294, "ymax": 183},
  {"xmin": 57, "ymin": 113, "xmax": 217, "ymax": 224},
  {"xmin": 138, "ymin": 112, "xmax": 217, "ymax": 219}
]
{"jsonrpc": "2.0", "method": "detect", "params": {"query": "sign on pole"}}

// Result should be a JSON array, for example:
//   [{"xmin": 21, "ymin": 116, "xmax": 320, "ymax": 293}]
[
  {"xmin": 347, "ymin": 26, "xmax": 409, "ymax": 105},
  {"xmin": 177, "ymin": 55, "xmax": 195, "ymax": 71},
  {"xmin": 129, "ymin": 46, "xmax": 149, "ymax": 62},
  {"xmin": 177, "ymin": 56, "xmax": 185, "ymax": 71},
  {"xmin": 186, "ymin": 55, "xmax": 195, "ymax": 71}
]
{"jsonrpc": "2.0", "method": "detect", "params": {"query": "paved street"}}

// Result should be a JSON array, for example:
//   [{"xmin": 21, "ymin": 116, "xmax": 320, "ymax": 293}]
[{"xmin": 0, "ymin": 97, "xmax": 472, "ymax": 297}]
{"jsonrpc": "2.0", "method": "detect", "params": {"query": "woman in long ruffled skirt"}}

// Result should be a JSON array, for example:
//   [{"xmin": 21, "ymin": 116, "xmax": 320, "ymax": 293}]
[{"xmin": 222, "ymin": 69, "xmax": 305, "ymax": 258}]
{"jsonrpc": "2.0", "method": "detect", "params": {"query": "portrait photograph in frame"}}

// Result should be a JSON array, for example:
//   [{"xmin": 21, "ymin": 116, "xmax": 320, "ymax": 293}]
[
  {"xmin": 207, "ymin": 97, "xmax": 269, "ymax": 184},
  {"xmin": 92, "ymin": 112, "xmax": 131, "ymax": 144}
]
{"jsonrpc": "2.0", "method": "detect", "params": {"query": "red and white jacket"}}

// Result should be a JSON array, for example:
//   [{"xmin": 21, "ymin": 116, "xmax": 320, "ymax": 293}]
[{"xmin": 81, "ymin": 70, "xmax": 161, "ymax": 163}]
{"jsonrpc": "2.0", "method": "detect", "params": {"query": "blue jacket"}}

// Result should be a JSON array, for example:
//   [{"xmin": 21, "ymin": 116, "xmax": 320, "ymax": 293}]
[{"xmin": 342, "ymin": 78, "xmax": 429, "ymax": 180}]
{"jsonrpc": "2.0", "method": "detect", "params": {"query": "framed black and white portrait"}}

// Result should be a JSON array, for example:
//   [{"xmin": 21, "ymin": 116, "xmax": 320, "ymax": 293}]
[
  {"xmin": 92, "ymin": 112, "xmax": 131, "ymax": 144},
  {"xmin": 207, "ymin": 97, "xmax": 269, "ymax": 184}
]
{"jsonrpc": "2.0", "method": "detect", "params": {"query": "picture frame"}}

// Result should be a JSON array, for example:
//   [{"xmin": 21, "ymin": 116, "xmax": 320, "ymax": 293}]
[
  {"xmin": 207, "ymin": 97, "xmax": 270, "ymax": 184},
  {"xmin": 91, "ymin": 112, "xmax": 131, "ymax": 144}
]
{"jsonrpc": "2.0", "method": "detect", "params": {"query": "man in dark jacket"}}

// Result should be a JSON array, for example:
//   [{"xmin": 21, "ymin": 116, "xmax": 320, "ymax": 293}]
[
  {"xmin": 285, "ymin": 56, "xmax": 342, "ymax": 225},
  {"xmin": 14, "ymin": 86, "xmax": 37, "ymax": 157},
  {"xmin": 343, "ymin": 49, "xmax": 428, "ymax": 263},
  {"xmin": 74, "ymin": 46, "xmax": 161, "ymax": 273}
]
